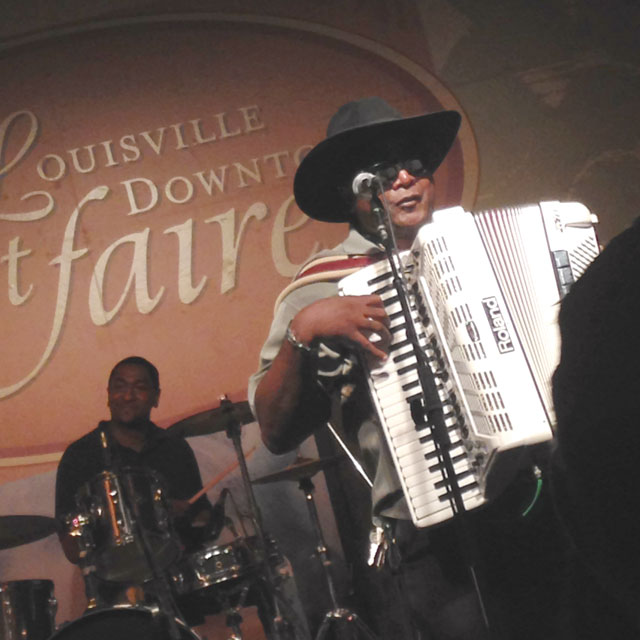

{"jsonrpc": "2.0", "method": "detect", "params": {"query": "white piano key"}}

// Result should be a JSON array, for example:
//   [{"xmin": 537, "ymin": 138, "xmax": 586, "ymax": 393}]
[
  {"xmin": 390, "ymin": 428, "xmax": 429, "ymax": 449},
  {"xmin": 409, "ymin": 481, "xmax": 480, "ymax": 512},
  {"xmin": 407, "ymin": 470, "xmax": 480, "ymax": 504},
  {"xmin": 413, "ymin": 493, "xmax": 486, "ymax": 528},
  {"xmin": 396, "ymin": 438, "xmax": 466, "ymax": 461}
]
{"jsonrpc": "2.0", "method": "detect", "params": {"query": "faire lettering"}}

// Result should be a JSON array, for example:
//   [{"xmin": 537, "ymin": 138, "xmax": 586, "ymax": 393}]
[{"xmin": 1, "ymin": 188, "xmax": 318, "ymax": 399}]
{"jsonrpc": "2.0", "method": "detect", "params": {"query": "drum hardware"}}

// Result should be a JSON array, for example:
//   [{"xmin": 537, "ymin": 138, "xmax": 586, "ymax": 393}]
[
  {"xmin": 177, "ymin": 565, "xmax": 254, "ymax": 640},
  {"xmin": 220, "ymin": 397, "xmax": 301, "ymax": 640},
  {"xmin": 253, "ymin": 456, "xmax": 379, "ymax": 640},
  {"xmin": 116, "ymin": 471, "xmax": 187, "ymax": 640},
  {"xmin": 223, "ymin": 583, "xmax": 251, "ymax": 640},
  {"xmin": 73, "ymin": 468, "xmax": 180, "ymax": 583},
  {"xmin": 171, "ymin": 535, "xmax": 284, "ymax": 598},
  {"xmin": 64, "ymin": 513, "xmax": 92, "ymax": 555},
  {"xmin": 71, "ymin": 467, "xmax": 187, "ymax": 640},
  {"xmin": 250, "ymin": 456, "xmax": 345, "ymax": 486},
  {"xmin": 174, "ymin": 397, "xmax": 298, "ymax": 640},
  {"xmin": 172, "ymin": 483, "xmax": 292, "ymax": 637},
  {"xmin": 0, "ymin": 515, "xmax": 57, "ymax": 550},
  {"xmin": 0, "ymin": 579, "xmax": 57, "ymax": 640}
]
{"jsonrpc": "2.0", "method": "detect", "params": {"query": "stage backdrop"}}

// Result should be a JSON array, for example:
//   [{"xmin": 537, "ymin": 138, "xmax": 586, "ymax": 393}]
[
  {"xmin": 3, "ymin": 2, "xmax": 637, "ymax": 632},
  {"xmin": 0, "ymin": 13, "xmax": 474, "ymax": 627},
  {"xmin": 0, "ymin": 16, "xmax": 474, "ymax": 483}
]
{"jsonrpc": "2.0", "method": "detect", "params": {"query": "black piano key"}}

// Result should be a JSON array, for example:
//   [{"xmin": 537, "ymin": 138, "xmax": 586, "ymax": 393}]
[
  {"xmin": 394, "ymin": 351, "xmax": 417, "ymax": 364},
  {"xmin": 419, "ymin": 426, "xmax": 460, "ymax": 447},
  {"xmin": 390, "ymin": 338, "xmax": 411, "ymax": 352},
  {"xmin": 367, "ymin": 272, "xmax": 393, "ymax": 286},
  {"xmin": 398, "ymin": 362, "xmax": 418, "ymax": 376},
  {"xmin": 422, "ymin": 439, "xmax": 463, "ymax": 458},
  {"xmin": 434, "ymin": 469, "xmax": 475, "ymax": 490},
  {"xmin": 388, "ymin": 310, "xmax": 406, "ymax": 321},
  {"xmin": 428, "ymin": 452, "xmax": 467, "ymax": 473},
  {"xmin": 437, "ymin": 481, "xmax": 479, "ymax": 502},
  {"xmin": 402, "ymin": 378, "xmax": 421, "ymax": 392},
  {"xmin": 373, "ymin": 283, "xmax": 395, "ymax": 296}
]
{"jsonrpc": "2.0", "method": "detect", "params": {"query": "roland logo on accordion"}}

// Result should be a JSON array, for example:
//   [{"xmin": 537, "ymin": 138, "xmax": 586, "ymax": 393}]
[{"xmin": 481, "ymin": 296, "xmax": 514, "ymax": 354}]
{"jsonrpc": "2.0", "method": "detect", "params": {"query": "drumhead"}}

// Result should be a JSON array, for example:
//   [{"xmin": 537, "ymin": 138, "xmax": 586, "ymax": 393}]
[{"xmin": 50, "ymin": 607, "xmax": 200, "ymax": 640}]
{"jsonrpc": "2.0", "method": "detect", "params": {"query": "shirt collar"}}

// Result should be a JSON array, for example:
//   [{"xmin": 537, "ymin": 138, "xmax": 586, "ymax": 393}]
[{"xmin": 342, "ymin": 227, "xmax": 384, "ymax": 254}]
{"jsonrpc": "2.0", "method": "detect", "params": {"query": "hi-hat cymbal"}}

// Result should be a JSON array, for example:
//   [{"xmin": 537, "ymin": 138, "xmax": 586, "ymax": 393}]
[
  {"xmin": 251, "ymin": 455, "xmax": 345, "ymax": 484},
  {"xmin": 0, "ymin": 515, "xmax": 58, "ymax": 550},
  {"xmin": 167, "ymin": 399, "xmax": 254, "ymax": 438}
]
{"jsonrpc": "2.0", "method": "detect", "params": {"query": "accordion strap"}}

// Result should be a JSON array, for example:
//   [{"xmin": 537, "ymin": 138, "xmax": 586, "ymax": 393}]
[{"xmin": 273, "ymin": 254, "xmax": 382, "ymax": 313}]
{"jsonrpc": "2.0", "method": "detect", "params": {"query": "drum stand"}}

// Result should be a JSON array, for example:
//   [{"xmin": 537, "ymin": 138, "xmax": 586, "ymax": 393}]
[
  {"xmin": 75, "ymin": 467, "xmax": 188, "ymax": 640},
  {"xmin": 220, "ymin": 398, "xmax": 299, "ymax": 640},
  {"xmin": 219, "ymin": 583, "xmax": 252, "ymax": 640},
  {"xmin": 296, "ymin": 475, "xmax": 378, "ymax": 640},
  {"xmin": 120, "ymin": 474, "xmax": 187, "ymax": 640}
]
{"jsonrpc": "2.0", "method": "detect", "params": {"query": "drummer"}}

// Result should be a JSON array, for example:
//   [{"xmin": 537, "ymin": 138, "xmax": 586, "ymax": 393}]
[{"xmin": 54, "ymin": 356, "xmax": 215, "ymax": 586}]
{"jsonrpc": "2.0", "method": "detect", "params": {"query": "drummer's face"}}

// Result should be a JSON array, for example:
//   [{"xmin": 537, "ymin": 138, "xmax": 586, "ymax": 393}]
[{"xmin": 107, "ymin": 363, "xmax": 160, "ymax": 427}]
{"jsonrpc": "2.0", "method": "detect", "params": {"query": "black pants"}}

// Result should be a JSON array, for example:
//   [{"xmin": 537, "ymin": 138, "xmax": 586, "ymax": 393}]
[
  {"xmin": 389, "ymin": 518, "xmax": 492, "ymax": 640},
  {"xmin": 388, "ymin": 477, "xmax": 570, "ymax": 640}
]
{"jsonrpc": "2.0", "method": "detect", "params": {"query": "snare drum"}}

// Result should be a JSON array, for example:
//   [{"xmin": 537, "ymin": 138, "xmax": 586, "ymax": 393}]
[
  {"xmin": 48, "ymin": 606, "xmax": 200, "ymax": 640},
  {"xmin": 0, "ymin": 580, "xmax": 56, "ymax": 640},
  {"xmin": 172, "ymin": 538, "xmax": 253, "ymax": 596},
  {"xmin": 75, "ymin": 468, "xmax": 180, "ymax": 582},
  {"xmin": 172, "ymin": 535, "xmax": 283, "ymax": 596}
]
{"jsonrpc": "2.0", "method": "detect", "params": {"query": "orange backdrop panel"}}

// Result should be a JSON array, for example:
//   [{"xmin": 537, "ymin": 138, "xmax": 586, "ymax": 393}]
[{"xmin": 0, "ymin": 18, "xmax": 474, "ymax": 483}]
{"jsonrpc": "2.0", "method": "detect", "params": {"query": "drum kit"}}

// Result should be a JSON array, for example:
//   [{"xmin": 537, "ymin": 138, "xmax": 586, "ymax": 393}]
[{"xmin": 0, "ymin": 398, "xmax": 371, "ymax": 640}]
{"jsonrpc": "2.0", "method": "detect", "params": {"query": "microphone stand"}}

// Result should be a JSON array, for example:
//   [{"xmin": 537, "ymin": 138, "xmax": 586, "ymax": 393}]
[{"xmin": 368, "ymin": 191, "xmax": 492, "ymax": 637}]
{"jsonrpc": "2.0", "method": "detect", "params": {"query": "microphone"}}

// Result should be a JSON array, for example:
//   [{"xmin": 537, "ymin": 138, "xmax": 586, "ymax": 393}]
[
  {"xmin": 351, "ymin": 172, "xmax": 378, "ymax": 198},
  {"xmin": 352, "ymin": 172, "xmax": 389, "ymax": 243}
]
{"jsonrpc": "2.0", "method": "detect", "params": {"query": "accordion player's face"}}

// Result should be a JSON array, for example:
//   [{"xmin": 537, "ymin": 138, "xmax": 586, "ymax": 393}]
[{"xmin": 382, "ymin": 168, "xmax": 436, "ymax": 248}]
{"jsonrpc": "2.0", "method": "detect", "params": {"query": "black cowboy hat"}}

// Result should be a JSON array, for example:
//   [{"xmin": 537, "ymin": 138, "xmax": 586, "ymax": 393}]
[{"xmin": 293, "ymin": 97, "xmax": 461, "ymax": 223}]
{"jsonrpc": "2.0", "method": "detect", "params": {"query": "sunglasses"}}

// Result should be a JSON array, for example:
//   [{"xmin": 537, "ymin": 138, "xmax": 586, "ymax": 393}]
[{"xmin": 367, "ymin": 159, "xmax": 431, "ymax": 186}]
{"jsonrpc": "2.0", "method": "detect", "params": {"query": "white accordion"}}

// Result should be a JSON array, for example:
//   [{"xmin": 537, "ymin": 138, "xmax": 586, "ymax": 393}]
[{"xmin": 339, "ymin": 201, "xmax": 600, "ymax": 528}]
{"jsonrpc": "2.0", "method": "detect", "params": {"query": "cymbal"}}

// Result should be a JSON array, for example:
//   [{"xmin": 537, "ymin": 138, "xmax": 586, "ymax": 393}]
[
  {"xmin": 0, "ymin": 515, "xmax": 58, "ymax": 550},
  {"xmin": 251, "ymin": 455, "xmax": 345, "ymax": 484},
  {"xmin": 167, "ymin": 400, "xmax": 255, "ymax": 438}
]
